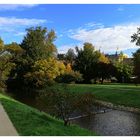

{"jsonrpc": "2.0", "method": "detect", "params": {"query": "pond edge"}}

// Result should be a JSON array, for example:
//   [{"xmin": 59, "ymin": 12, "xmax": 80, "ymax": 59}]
[{"xmin": 95, "ymin": 100, "xmax": 140, "ymax": 114}]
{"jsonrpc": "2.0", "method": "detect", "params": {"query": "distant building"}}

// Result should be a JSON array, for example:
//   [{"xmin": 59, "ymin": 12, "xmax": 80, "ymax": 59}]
[
  {"xmin": 105, "ymin": 52, "xmax": 133, "ymax": 66},
  {"xmin": 123, "ymin": 58, "xmax": 133, "ymax": 65},
  {"xmin": 105, "ymin": 53, "xmax": 119, "ymax": 63}
]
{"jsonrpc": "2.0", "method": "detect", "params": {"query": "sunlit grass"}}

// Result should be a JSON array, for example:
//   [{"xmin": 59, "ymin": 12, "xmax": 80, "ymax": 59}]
[
  {"xmin": 0, "ymin": 93, "xmax": 96, "ymax": 136},
  {"xmin": 67, "ymin": 84, "xmax": 140, "ymax": 108}
]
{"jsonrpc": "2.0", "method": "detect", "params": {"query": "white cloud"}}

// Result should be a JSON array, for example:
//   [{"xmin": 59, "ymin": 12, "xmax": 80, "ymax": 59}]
[
  {"xmin": 0, "ymin": 16, "xmax": 47, "ymax": 38},
  {"xmin": 0, "ymin": 17, "xmax": 46, "ymax": 26},
  {"xmin": 0, "ymin": 4, "xmax": 37, "ymax": 11},
  {"xmin": 68, "ymin": 23, "xmax": 139, "ymax": 53},
  {"xmin": 85, "ymin": 22, "xmax": 104, "ymax": 29},
  {"xmin": 57, "ymin": 43, "xmax": 83, "ymax": 54},
  {"xmin": 58, "ymin": 44, "xmax": 75, "ymax": 54}
]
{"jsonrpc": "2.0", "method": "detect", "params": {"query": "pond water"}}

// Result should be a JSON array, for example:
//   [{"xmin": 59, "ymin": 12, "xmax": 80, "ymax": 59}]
[
  {"xmin": 16, "ymin": 97, "xmax": 140, "ymax": 136},
  {"xmin": 71, "ymin": 110, "xmax": 140, "ymax": 136}
]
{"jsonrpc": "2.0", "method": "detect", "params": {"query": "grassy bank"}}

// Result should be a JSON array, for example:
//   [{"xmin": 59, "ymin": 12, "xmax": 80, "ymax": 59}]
[
  {"xmin": 68, "ymin": 84, "xmax": 140, "ymax": 108},
  {"xmin": 0, "ymin": 93, "xmax": 96, "ymax": 136}
]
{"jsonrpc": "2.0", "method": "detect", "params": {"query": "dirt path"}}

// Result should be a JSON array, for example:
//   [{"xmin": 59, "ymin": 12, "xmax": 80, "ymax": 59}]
[{"xmin": 0, "ymin": 102, "xmax": 18, "ymax": 136}]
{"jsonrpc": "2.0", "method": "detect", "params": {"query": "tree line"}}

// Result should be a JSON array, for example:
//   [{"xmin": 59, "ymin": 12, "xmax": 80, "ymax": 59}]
[
  {"xmin": 1, "ymin": 26, "xmax": 140, "ymax": 126},
  {"xmin": 0, "ymin": 26, "xmax": 140, "ymax": 93}
]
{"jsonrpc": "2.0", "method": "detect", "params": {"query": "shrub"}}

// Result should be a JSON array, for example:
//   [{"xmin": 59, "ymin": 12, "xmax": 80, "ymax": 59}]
[{"xmin": 56, "ymin": 71, "xmax": 83, "ymax": 83}]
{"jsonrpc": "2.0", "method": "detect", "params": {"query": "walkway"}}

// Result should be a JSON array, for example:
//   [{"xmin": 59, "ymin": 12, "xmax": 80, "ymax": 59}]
[{"xmin": 0, "ymin": 102, "xmax": 18, "ymax": 136}]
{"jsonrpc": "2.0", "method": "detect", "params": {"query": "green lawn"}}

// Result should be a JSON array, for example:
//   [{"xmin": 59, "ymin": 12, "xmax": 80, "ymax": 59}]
[
  {"xmin": 0, "ymin": 93, "xmax": 96, "ymax": 136},
  {"xmin": 67, "ymin": 84, "xmax": 140, "ymax": 108}
]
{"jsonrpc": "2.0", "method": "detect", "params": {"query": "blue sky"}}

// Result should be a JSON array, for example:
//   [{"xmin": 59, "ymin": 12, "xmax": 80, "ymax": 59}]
[{"xmin": 0, "ymin": 4, "xmax": 140, "ymax": 57}]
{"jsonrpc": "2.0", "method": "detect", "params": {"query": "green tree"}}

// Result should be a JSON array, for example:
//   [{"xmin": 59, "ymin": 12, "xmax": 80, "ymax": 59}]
[
  {"xmin": 65, "ymin": 48, "xmax": 76, "ymax": 65},
  {"xmin": 7, "ymin": 26, "xmax": 57, "ymax": 93},
  {"xmin": 0, "ymin": 38, "xmax": 4, "ymax": 55},
  {"xmin": 131, "ymin": 27, "xmax": 140, "ymax": 46},
  {"xmin": 0, "ymin": 38, "xmax": 22, "ymax": 88},
  {"xmin": 97, "ymin": 53, "xmax": 111, "ymax": 84},
  {"xmin": 74, "ymin": 43, "xmax": 100, "ymax": 83},
  {"xmin": 39, "ymin": 85, "xmax": 95, "ymax": 126},
  {"xmin": 131, "ymin": 28, "xmax": 140, "ymax": 82},
  {"xmin": 21, "ymin": 26, "xmax": 57, "ymax": 62},
  {"xmin": 133, "ymin": 49, "xmax": 140, "ymax": 82},
  {"xmin": 115, "ymin": 62, "xmax": 133, "ymax": 83}
]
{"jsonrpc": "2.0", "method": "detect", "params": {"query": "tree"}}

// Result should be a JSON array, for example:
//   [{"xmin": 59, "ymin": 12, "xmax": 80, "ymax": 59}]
[
  {"xmin": 99, "ymin": 53, "xmax": 110, "ymax": 64},
  {"xmin": 65, "ymin": 48, "xmax": 76, "ymax": 65},
  {"xmin": 74, "ymin": 43, "xmax": 100, "ymax": 83},
  {"xmin": 131, "ymin": 28, "xmax": 140, "ymax": 82},
  {"xmin": 7, "ymin": 26, "xmax": 57, "ymax": 92},
  {"xmin": 39, "ymin": 85, "xmax": 95, "ymax": 126},
  {"xmin": 0, "ymin": 39, "xmax": 22, "ymax": 88},
  {"xmin": 115, "ymin": 62, "xmax": 133, "ymax": 83},
  {"xmin": 131, "ymin": 27, "xmax": 140, "ymax": 46},
  {"xmin": 21, "ymin": 26, "xmax": 57, "ymax": 62},
  {"xmin": 118, "ymin": 51, "xmax": 128, "ymax": 62},
  {"xmin": 39, "ymin": 85, "xmax": 78, "ymax": 126},
  {"xmin": 57, "ymin": 53, "xmax": 65, "ymax": 61},
  {"xmin": 24, "ymin": 58, "xmax": 66, "ymax": 88},
  {"xmin": 55, "ymin": 63, "xmax": 83, "ymax": 83},
  {"xmin": 133, "ymin": 49, "xmax": 140, "ymax": 82},
  {"xmin": 6, "ymin": 42, "xmax": 23, "ymax": 56},
  {"xmin": 97, "ymin": 53, "xmax": 111, "ymax": 84},
  {"xmin": 76, "ymin": 93, "xmax": 95, "ymax": 115},
  {"xmin": 0, "ymin": 38, "xmax": 4, "ymax": 55}
]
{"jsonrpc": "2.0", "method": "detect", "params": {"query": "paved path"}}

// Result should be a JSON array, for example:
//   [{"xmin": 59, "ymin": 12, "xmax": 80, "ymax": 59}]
[{"xmin": 0, "ymin": 102, "xmax": 18, "ymax": 136}]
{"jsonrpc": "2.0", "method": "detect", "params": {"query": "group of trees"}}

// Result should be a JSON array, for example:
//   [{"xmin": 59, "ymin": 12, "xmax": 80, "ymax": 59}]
[
  {"xmin": 0, "ymin": 26, "xmax": 95, "ymax": 126},
  {"xmin": 1, "ymin": 26, "xmax": 82, "ymax": 96},
  {"xmin": 73, "ymin": 43, "xmax": 114, "ymax": 84},
  {"xmin": 1, "ymin": 26, "xmax": 140, "ymax": 126},
  {"xmin": 58, "ymin": 43, "xmax": 133, "ymax": 84},
  {"xmin": 0, "ymin": 26, "xmax": 140, "ymax": 93}
]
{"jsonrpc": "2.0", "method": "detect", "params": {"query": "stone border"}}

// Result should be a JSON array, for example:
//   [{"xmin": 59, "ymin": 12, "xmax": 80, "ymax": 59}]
[{"xmin": 94, "ymin": 100, "xmax": 140, "ymax": 114}]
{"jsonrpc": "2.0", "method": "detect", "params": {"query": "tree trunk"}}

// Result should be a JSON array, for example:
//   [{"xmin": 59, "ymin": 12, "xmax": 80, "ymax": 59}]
[
  {"xmin": 64, "ymin": 119, "xmax": 69, "ymax": 126},
  {"xmin": 101, "ymin": 77, "xmax": 104, "ymax": 84}
]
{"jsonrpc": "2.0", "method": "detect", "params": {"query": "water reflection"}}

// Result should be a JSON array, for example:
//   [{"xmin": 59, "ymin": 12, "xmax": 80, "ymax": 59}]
[{"xmin": 72, "ymin": 110, "xmax": 140, "ymax": 136}]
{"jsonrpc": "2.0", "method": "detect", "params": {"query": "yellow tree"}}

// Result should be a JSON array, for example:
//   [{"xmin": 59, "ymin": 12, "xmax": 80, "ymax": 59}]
[
  {"xmin": 118, "ymin": 51, "xmax": 128, "ymax": 62},
  {"xmin": 0, "ymin": 39, "xmax": 23, "ymax": 88},
  {"xmin": 98, "ymin": 53, "xmax": 111, "ymax": 84},
  {"xmin": 99, "ymin": 53, "xmax": 110, "ymax": 64},
  {"xmin": 24, "ymin": 58, "xmax": 66, "ymax": 87}
]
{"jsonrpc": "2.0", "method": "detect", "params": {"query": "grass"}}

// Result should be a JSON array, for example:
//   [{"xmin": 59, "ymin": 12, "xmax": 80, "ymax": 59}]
[
  {"xmin": 0, "ymin": 93, "xmax": 96, "ymax": 136},
  {"xmin": 67, "ymin": 84, "xmax": 140, "ymax": 108}
]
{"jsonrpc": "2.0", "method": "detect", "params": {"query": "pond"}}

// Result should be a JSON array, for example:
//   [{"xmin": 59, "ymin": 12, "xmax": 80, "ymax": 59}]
[
  {"xmin": 71, "ymin": 109, "xmax": 140, "ymax": 136},
  {"xmin": 16, "ymin": 97, "xmax": 140, "ymax": 136}
]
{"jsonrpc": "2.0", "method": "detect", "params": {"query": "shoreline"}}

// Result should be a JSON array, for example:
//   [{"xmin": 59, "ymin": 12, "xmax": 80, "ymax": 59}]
[{"xmin": 95, "ymin": 100, "xmax": 140, "ymax": 114}]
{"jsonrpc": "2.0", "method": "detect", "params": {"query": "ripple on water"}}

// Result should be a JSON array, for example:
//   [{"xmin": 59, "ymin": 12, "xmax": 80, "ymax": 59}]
[{"xmin": 72, "ymin": 110, "xmax": 140, "ymax": 136}]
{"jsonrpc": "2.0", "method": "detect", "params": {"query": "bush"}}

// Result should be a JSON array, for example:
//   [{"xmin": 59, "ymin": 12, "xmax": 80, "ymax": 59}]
[{"xmin": 56, "ymin": 71, "xmax": 83, "ymax": 83}]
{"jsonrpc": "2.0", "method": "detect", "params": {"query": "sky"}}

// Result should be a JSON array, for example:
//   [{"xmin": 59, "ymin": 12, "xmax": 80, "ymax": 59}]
[{"xmin": 0, "ymin": 4, "xmax": 140, "ymax": 57}]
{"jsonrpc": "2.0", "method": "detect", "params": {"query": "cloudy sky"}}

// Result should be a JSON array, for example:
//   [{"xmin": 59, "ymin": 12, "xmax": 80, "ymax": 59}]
[{"xmin": 0, "ymin": 4, "xmax": 140, "ymax": 57}]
